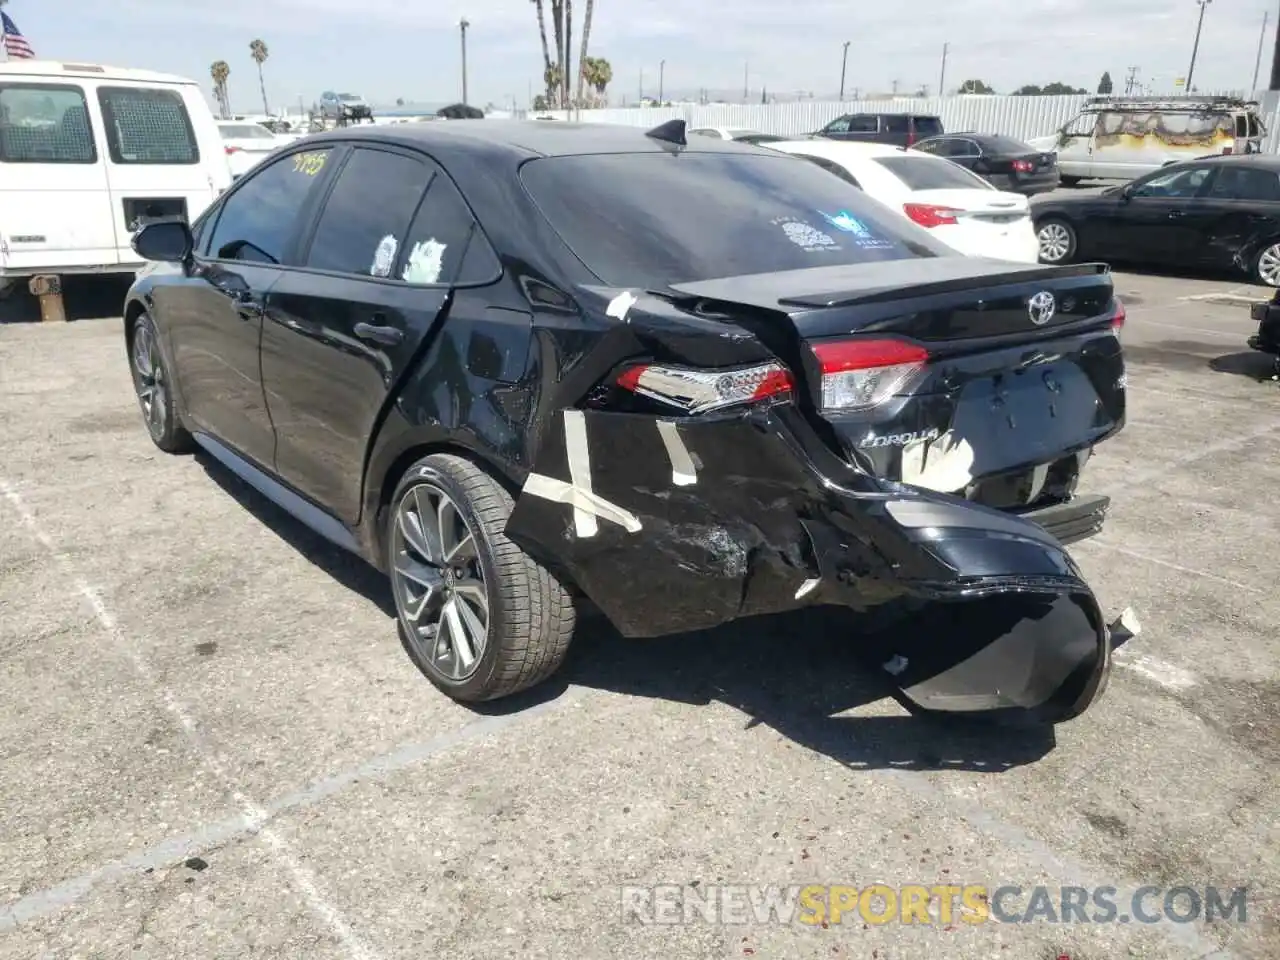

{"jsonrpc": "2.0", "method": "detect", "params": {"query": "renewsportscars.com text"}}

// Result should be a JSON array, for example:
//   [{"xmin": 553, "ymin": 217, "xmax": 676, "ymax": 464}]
[{"xmin": 620, "ymin": 884, "xmax": 1250, "ymax": 926}]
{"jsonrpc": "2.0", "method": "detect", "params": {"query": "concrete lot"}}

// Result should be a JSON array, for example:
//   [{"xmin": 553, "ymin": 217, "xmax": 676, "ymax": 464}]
[{"xmin": 1, "ymin": 270, "xmax": 1278, "ymax": 959}]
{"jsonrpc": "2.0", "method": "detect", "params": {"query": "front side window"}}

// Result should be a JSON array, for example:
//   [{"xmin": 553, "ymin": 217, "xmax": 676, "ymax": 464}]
[
  {"xmin": 0, "ymin": 83, "xmax": 95, "ymax": 164},
  {"xmin": 97, "ymin": 86, "xmax": 198, "ymax": 164},
  {"xmin": 304, "ymin": 147, "xmax": 432, "ymax": 277},
  {"xmin": 205, "ymin": 148, "xmax": 333, "ymax": 263},
  {"xmin": 520, "ymin": 152, "xmax": 951, "ymax": 288},
  {"xmin": 873, "ymin": 155, "xmax": 992, "ymax": 191},
  {"xmin": 822, "ymin": 116, "xmax": 851, "ymax": 134},
  {"xmin": 1062, "ymin": 112, "xmax": 1095, "ymax": 137},
  {"xmin": 1131, "ymin": 164, "xmax": 1213, "ymax": 199}
]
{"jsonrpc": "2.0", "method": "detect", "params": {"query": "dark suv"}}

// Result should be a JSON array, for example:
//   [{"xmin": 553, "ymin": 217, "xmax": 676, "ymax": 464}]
[{"xmin": 814, "ymin": 113, "xmax": 944, "ymax": 147}]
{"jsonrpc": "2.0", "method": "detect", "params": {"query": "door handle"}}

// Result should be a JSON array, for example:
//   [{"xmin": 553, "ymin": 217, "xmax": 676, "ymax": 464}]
[{"xmin": 353, "ymin": 321, "xmax": 403, "ymax": 346}]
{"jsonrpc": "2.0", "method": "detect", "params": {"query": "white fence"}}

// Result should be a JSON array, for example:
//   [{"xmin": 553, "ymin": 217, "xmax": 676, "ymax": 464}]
[{"xmin": 528, "ymin": 92, "xmax": 1280, "ymax": 152}]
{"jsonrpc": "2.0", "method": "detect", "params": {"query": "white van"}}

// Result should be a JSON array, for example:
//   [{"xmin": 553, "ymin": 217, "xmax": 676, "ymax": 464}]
[
  {"xmin": 1027, "ymin": 95, "xmax": 1268, "ymax": 184},
  {"xmin": 0, "ymin": 61, "xmax": 232, "ymax": 295}
]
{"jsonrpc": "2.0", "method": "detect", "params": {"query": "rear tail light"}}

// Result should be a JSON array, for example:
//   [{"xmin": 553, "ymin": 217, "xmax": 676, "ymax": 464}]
[
  {"xmin": 1222, "ymin": 145, "xmax": 1233, "ymax": 155},
  {"xmin": 614, "ymin": 361, "xmax": 794, "ymax": 414},
  {"xmin": 225, "ymin": 145, "xmax": 241, "ymax": 154},
  {"xmin": 809, "ymin": 338, "xmax": 929, "ymax": 411},
  {"xmin": 1012, "ymin": 159, "xmax": 1034, "ymax": 173},
  {"xmin": 1111, "ymin": 297, "xmax": 1125, "ymax": 337},
  {"xmin": 903, "ymin": 203, "xmax": 961, "ymax": 228}
]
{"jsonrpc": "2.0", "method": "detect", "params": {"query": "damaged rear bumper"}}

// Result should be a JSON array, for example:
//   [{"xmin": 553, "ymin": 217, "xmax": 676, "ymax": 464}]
[{"xmin": 505, "ymin": 404, "xmax": 1114, "ymax": 723}]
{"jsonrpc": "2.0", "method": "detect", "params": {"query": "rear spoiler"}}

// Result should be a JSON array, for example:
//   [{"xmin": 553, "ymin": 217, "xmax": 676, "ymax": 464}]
[{"xmin": 778, "ymin": 263, "xmax": 1109, "ymax": 308}]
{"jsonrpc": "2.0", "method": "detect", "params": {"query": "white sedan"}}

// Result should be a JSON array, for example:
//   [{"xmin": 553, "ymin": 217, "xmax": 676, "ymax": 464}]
[
  {"xmin": 689, "ymin": 126, "xmax": 788, "ymax": 146},
  {"xmin": 765, "ymin": 139, "xmax": 1040, "ymax": 263},
  {"xmin": 215, "ymin": 120, "xmax": 287, "ymax": 179}
]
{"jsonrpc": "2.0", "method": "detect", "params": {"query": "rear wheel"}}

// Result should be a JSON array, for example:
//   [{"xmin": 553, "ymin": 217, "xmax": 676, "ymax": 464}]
[
  {"xmin": 1036, "ymin": 218, "xmax": 1076, "ymax": 265},
  {"xmin": 129, "ymin": 313, "xmax": 194, "ymax": 454},
  {"xmin": 1253, "ymin": 242, "xmax": 1280, "ymax": 287},
  {"xmin": 387, "ymin": 453, "xmax": 576, "ymax": 703}
]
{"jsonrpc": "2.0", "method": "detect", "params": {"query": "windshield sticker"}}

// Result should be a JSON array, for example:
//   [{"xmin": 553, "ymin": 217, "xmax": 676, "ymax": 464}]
[
  {"xmin": 819, "ymin": 210, "xmax": 895, "ymax": 249},
  {"xmin": 402, "ymin": 238, "xmax": 447, "ymax": 284},
  {"xmin": 370, "ymin": 234, "xmax": 398, "ymax": 278},
  {"xmin": 772, "ymin": 216, "xmax": 838, "ymax": 252}
]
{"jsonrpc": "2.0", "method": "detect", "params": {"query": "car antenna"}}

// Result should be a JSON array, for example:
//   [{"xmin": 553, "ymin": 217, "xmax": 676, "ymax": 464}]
[{"xmin": 645, "ymin": 118, "xmax": 687, "ymax": 146}]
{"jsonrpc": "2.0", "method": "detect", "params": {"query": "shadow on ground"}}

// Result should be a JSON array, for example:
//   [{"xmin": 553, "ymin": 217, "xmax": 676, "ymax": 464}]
[
  {"xmin": 0, "ymin": 276, "xmax": 133, "ymax": 324},
  {"xmin": 1121, "ymin": 339, "xmax": 1278, "ymax": 381},
  {"xmin": 194, "ymin": 449, "xmax": 1058, "ymax": 774}
]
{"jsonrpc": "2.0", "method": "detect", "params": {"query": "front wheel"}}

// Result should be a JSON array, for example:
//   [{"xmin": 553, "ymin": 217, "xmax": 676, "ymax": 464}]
[
  {"xmin": 386, "ymin": 453, "xmax": 576, "ymax": 703},
  {"xmin": 1253, "ymin": 242, "xmax": 1280, "ymax": 287},
  {"xmin": 129, "ymin": 313, "xmax": 194, "ymax": 454},
  {"xmin": 1036, "ymin": 218, "xmax": 1077, "ymax": 265}
]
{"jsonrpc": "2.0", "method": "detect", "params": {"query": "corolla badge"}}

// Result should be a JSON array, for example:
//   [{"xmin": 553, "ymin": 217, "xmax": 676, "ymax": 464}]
[{"xmin": 1028, "ymin": 290, "xmax": 1056, "ymax": 326}]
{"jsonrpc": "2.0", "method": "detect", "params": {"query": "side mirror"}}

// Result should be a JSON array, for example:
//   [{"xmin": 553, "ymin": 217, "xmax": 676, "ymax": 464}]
[
  {"xmin": 1119, "ymin": 185, "xmax": 1134, "ymax": 202},
  {"xmin": 132, "ymin": 217, "xmax": 192, "ymax": 264}
]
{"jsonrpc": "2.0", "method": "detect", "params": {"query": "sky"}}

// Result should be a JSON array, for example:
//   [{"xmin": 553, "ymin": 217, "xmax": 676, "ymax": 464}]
[{"xmin": 4, "ymin": 0, "xmax": 1278, "ymax": 111}]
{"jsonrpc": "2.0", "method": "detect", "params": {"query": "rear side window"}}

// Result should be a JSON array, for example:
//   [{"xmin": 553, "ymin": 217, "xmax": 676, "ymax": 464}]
[
  {"xmin": 304, "ymin": 147, "xmax": 432, "ymax": 277},
  {"xmin": 206, "ymin": 148, "xmax": 333, "ymax": 263},
  {"xmin": 796, "ymin": 153, "xmax": 862, "ymax": 188},
  {"xmin": 520, "ymin": 152, "xmax": 951, "ymax": 288},
  {"xmin": 883, "ymin": 116, "xmax": 909, "ymax": 134},
  {"xmin": 873, "ymin": 155, "xmax": 992, "ymax": 191},
  {"xmin": 976, "ymin": 135, "xmax": 1033, "ymax": 154},
  {"xmin": 913, "ymin": 116, "xmax": 944, "ymax": 137},
  {"xmin": 1206, "ymin": 166, "xmax": 1280, "ymax": 202},
  {"xmin": 0, "ymin": 83, "xmax": 96, "ymax": 164},
  {"xmin": 97, "ymin": 86, "xmax": 198, "ymax": 164},
  {"xmin": 399, "ymin": 172, "xmax": 500, "ymax": 285}
]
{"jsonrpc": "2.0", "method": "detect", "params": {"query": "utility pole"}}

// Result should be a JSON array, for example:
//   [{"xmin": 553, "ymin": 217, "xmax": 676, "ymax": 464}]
[
  {"xmin": 891, "ymin": 78, "xmax": 900, "ymax": 96},
  {"xmin": 459, "ymin": 17, "xmax": 470, "ymax": 104},
  {"xmin": 840, "ymin": 41, "xmax": 850, "ymax": 100},
  {"xmin": 938, "ymin": 42, "xmax": 948, "ymax": 97},
  {"xmin": 1124, "ymin": 65, "xmax": 1140, "ymax": 95},
  {"xmin": 638, "ymin": 67, "xmax": 643, "ymax": 104},
  {"xmin": 743, "ymin": 61, "xmax": 749, "ymax": 101},
  {"xmin": 659, "ymin": 60, "xmax": 665, "ymax": 102},
  {"xmin": 1253, "ymin": 11, "xmax": 1270, "ymax": 92},
  {"xmin": 1186, "ymin": 0, "xmax": 1212, "ymax": 92}
]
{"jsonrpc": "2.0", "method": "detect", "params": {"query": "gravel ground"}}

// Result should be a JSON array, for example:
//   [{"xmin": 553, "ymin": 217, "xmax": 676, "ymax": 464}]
[{"xmin": 0, "ymin": 269, "xmax": 1277, "ymax": 959}]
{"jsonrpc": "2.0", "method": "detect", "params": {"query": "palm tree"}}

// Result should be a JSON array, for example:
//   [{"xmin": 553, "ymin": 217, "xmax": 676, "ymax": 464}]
[
  {"xmin": 210, "ymin": 60, "xmax": 231, "ymax": 118},
  {"xmin": 249, "ymin": 39, "xmax": 270, "ymax": 115},
  {"xmin": 574, "ymin": 0, "xmax": 593, "ymax": 110},
  {"xmin": 562, "ymin": 0, "xmax": 573, "ymax": 108},
  {"xmin": 586, "ymin": 56, "xmax": 612, "ymax": 102},
  {"xmin": 530, "ymin": 0, "xmax": 555, "ymax": 107}
]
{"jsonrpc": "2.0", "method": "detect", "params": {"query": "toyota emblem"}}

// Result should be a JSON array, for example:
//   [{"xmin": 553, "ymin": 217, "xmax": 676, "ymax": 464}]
[{"xmin": 1028, "ymin": 291, "xmax": 1056, "ymax": 326}]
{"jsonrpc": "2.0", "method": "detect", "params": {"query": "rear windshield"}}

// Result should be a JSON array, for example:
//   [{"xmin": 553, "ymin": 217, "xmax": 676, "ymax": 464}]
[
  {"xmin": 873, "ymin": 155, "xmax": 991, "ymax": 191},
  {"xmin": 519, "ymin": 153, "xmax": 951, "ymax": 287},
  {"xmin": 97, "ymin": 86, "xmax": 199, "ymax": 164},
  {"xmin": 219, "ymin": 124, "xmax": 276, "ymax": 140},
  {"xmin": 977, "ymin": 135, "xmax": 1034, "ymax": 154},
  {"xmin": 913, "ymin": 116, "xmax": 944, "ymax": 137}
]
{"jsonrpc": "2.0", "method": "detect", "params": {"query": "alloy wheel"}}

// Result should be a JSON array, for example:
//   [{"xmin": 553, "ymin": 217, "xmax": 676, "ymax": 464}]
[
  {"xmin": 391, "ymin": 482, "xmax": 490, "ymax": 681},
  {"xmin": 132, "ymin": 323, "xmax": 167, "ymax": 436},
  {"xmin": 1037, "ymin": 222, "xmax": 1071, "ymax": 263},
  {"xmin": 1258, "ymin": 243, "xmax": 1280, "ymax": 287}
]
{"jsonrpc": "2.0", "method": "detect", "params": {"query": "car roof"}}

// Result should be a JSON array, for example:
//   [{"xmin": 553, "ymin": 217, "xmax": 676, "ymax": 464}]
[
  {"xmin": 301, "ymin": 119, "xmax": 775, "ymax": 160},
  {"xmin": 1170, "ymin": 153, "xmax": 1280, "ymax": 169},
  {"xmin": 0, "ymin": 59, "xmax": 196, "ymax": 85},
  {"xmin": 767, "ymin": 139, "xmax": 912, "ymax": 160}
]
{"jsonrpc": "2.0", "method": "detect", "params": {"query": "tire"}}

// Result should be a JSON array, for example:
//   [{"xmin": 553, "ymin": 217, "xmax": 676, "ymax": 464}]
[
  {"xmin": 386, "ymin": 453, "xmax": 576, "ymax": 703},
  {"xmin": 1059, "ymin": 175, "xmax": 1081, "ymax": 188},
  {"xmin": 128, "ymin": 312, "xmax": 194, "ymax": 454},
  {"xmin": 1253, "ymin": 242, "xmax": 1280, "ymax": 287},
  {"xmin": 1036, "ymin": 218, "xmax": 1076, "ymax": 265}
]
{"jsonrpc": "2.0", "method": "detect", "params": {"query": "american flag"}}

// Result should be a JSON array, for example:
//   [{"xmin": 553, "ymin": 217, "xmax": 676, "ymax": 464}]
[{"xmin": 1, "ymin": 12, "xmax": 35, "ymax": 60}]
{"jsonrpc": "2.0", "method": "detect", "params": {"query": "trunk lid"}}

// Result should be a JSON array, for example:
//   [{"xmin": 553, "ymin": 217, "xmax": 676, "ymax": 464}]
[
  {"xmin": 907, "ymin": 188, "xmax": 1029, "ymax": 226},
  {"xmin": 665, "ymin": 258, "xmax": 1124, "ymax": 510}
]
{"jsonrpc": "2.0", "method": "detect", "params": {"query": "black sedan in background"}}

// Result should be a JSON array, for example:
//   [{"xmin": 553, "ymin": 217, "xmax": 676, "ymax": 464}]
[
  {"xmin": 911, "ymin": 133, "xmax": 1060, "ymax": 195},
  {"xmin": 123, "ymin": 118, "xmax": 1122, "ymax": 721},
  {"xmin": 1033, "ymin": 154, "xmax": 1280, "ymax": 285}
]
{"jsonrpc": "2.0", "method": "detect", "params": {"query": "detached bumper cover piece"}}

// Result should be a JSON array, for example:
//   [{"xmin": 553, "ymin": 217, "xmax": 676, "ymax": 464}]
[
  {"xmin": 1249, "ymin": 297, "xmax": 1280, "ymax": 356},
  {"xmin": 506, "ymin": 404, "xmax": 1113, "ymax": 723}
]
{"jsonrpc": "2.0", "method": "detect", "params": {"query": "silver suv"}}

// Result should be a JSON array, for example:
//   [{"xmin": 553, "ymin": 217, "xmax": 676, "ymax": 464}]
[{"xmin": 318, "ymin": 91, "xmax": 372, "ymax": 123}]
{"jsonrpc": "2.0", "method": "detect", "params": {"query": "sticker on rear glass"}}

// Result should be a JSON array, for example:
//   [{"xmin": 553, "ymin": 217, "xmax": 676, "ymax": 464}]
[
  {"xmin": 819, "ymin": 210, "xmax": 894, "ymax": 249},
  {"xmin": 402, "ymin": 238, "xmax": 446, "ymax": 284},
  {"xmin": 772, "ymin": 216, "xmax": 837, "ymax": 252},
  {"xmin": 370, "ymin": 234, "xmax": 398, "ymax": 277}
]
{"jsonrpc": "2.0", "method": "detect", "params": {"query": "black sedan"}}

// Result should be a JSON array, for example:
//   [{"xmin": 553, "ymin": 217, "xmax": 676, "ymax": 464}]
[
  {"xmin": 1033, "ymin": 154, "xmax": 1280, "ymax": 285},
  {"xmin": 911, "ymin": 133, "xmax": 1060, "ymax": 195},
  {"xmin": 124, "ymin": 118, "xmax": 1124, "ymax": 721}
]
